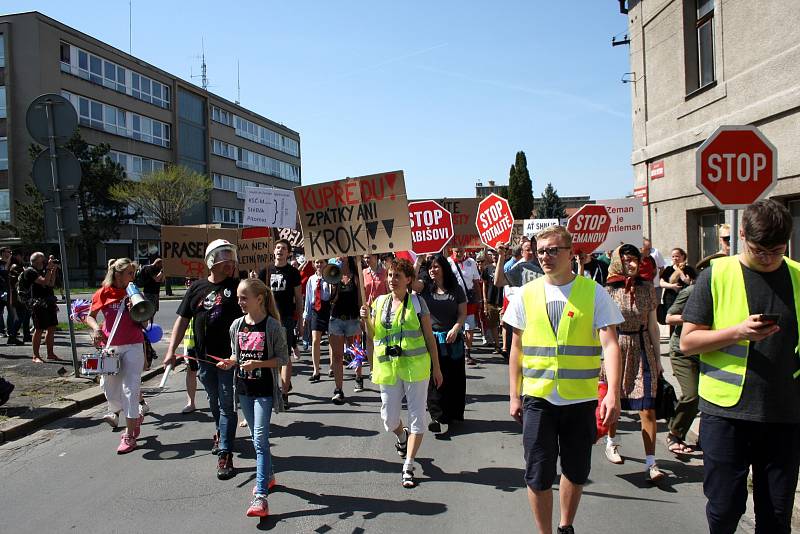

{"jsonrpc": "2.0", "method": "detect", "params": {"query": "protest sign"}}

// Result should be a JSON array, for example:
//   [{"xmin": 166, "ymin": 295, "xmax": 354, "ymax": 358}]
[
  {"xmin": 433, "ymin": 197, "xmax": 482, "ymax": 250},
  {"xmin": 244, "ymin": 187, "xmax": 297, "ymax": 228},
  {"xmin": 161, "ymin": 226, "xmax": 238, "ymax": 278},
  {"xmin": 523, "ymin": 218, "xmax": 560, "ymax": 237},
  {"xmin": 476, "ymin": 194, "xmax": 514, "ymax": 249},
  {"xmin": 238, "ymin": 226, "xmax": 274, "ymax": 274},
  {"xmin": 276, "ymin": 227, "xmax": 304, "ymax": 249},
  {"xmin": 295, "ymin": 171, "xmax": 412, "ymax": 259},
  {"xmin": 595, "ymin": 198, "xmax": 644, "ymax": 252}
]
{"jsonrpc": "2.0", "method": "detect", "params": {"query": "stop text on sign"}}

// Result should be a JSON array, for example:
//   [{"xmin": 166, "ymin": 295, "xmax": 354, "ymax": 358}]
[
  {"xmin": 706, "ymin": 153, "xmax": 768, "ymax": 182},
  {"xmin": 408, "ymin": 200, "xmax": 454, "ymax": 254},
  {"xmin": 476, "ymin": 193, "xmax": 514, "ymax": 249},
  {"xmin": 570, "ymin": 213, "xmax": 609, "ymax": 232}
]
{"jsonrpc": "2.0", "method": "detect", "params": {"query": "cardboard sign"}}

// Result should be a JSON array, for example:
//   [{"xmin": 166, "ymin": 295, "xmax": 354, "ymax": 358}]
[
  {"xmin": 595, "ymin": 198, "xmax": 644, "ymax": 253},
  {"xmin": 295, "ymin": 171, "xmax": 412, "ymax": 259},
  {"xmin": 238, "ymin": 234, "xmax": 275, "ymax": 274},
  {"xmin": 276, "ymin": 227, "xmax": 304, "ymax": 249},
  {"xmin": 523, "ymin": 219, "xmax": 560, "ymax": 238},
  {"xmin": 433, "ymin": 197, "xmax": 482, "ymax": 250},
  {"xmin": 244, "ymin": 187, "xmax": 297, "ymax": 228},
  {"xmin": 161, "ymin": 226, "xmax": 238, "ymax": 278}
]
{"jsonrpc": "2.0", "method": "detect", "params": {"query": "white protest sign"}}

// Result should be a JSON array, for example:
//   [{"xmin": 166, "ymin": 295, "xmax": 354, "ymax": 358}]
[
  {"xmin": 244, "ymin": 187, "xmax": 297, "ymax": 229},
  {"xmin": 594, "ymin": 198, "xmax": 644, "ymax": 252},
  {"xmin": 523, "ymin": 219, "xmax": 560, "ymax": 237}
]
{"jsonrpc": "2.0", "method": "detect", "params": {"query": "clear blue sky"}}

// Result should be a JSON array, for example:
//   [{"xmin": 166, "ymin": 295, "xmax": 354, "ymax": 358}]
[{"xmin": 6, "ymin": 1, "xmax": 634, "ymax": 200}]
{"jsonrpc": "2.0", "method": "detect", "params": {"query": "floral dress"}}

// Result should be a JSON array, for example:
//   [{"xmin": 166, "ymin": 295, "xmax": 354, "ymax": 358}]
[{"xmin": 607, "ymin": 282, "xmax": 659, "ymax": 410}]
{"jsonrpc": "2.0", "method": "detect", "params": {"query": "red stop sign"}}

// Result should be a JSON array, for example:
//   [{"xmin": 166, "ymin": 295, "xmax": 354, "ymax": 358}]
[
  {"xmin": 696, "ymin": 125, "xmax": 777, "ymax": 209},
  {"xmin": 567, "ymin": 204, "xmax": 612, "ymax": 255},
  {"xmin": 476, "ymin": 194, "xmax": 514, "ymax": 250},
  {"xmin": 408, "ymin": 200, "xmax": 454, "ymax": 254}
]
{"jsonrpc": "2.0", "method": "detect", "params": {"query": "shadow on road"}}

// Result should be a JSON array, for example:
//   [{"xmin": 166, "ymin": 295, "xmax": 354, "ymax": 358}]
[
  {"xmin": 416, "ymin": 457, "xmax": 524, "ymax": 492},
  {"xmin": 273, "ymin": 420, "xmax": 380, "ymax": 440}
]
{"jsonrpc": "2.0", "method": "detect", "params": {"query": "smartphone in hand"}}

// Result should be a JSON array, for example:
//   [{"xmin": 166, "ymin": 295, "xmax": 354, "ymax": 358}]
[{"xmin": 758, "ymin": 313, "xmax": 781, "ymax": 324}]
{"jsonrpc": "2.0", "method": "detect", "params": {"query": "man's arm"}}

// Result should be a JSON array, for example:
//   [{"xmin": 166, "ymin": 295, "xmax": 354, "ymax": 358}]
[
  {"xmin": 680, "ymin": 318, "xmax": 778, "ymax": 356},
  {"xmin": 598, "ymin": 326, "xmax": 622, "ymax": 426},
  {"xmin": 163, "ymin": 316, "xmax": 190, "ymax": 367},
  {"xmin": 508, "ymin": 328, "xmax": 523, "ymax": 423},
  {"xmin": 494, "ymin": 257, "xmax": 508, "ymax": 288}
]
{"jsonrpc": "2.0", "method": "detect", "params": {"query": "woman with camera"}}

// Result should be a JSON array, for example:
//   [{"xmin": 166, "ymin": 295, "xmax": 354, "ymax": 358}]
[
  {"xmin": 412, "ymin": 254, "xmax": 467, "ymax": 434},
  {"xmin": 361, "ymin": 258, "xmax": 443, "ymax": 488},
  {"xmin": 85, "ymin": 258, "xmax": 146, "ymax": 454},
  {"xmin": 21, "ymin": 253, "xmax": 61, "ymax": 362}
]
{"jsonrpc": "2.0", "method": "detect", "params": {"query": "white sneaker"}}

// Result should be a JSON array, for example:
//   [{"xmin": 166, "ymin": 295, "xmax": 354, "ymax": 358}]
[
  {"xmin": 647, "ymin": 463, "xmax": 666, "ymax": 482},
  {"xmin": 181, "ymin": 403, "xmax": 196, "ymax": 414},
  {"xmin": 605, "ymin": 443, "xmax": 624, "ymax": 464},
  {"xmin": 138, "ymin": 401, "xmax": 150, "ymax": 417},
  {"xmin": 103, "ymin": 412, "xmax": 119, "ymax": 429}
]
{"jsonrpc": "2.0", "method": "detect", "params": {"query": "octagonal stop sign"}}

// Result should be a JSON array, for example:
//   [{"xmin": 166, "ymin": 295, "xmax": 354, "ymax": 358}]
[
  {"xmin": 567, "ymin": 204, "xmax": 612, "ymax": 255},
  {"xmin": 476, "ymin": 193, "xmax": 514, "ymax": 250},
  {"xmin": 696, "ymin": 125, "xmax": 777, "ymax": 210},
  {"xmin": 408, "ymin": 200, "xmax": 454, "ymax": 254}
]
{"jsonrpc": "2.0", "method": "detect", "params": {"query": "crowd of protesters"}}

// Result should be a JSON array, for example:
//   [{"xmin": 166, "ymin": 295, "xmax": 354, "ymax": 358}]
[{"xmin": 1, "ymin": 198, "xmax": 795, "ymax": 532}]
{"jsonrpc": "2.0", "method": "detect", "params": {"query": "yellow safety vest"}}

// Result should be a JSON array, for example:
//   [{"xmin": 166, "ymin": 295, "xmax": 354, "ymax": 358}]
[
  {"xmin": 520, "ymin": 275, "xmax": 601, "ymax": 400},
  {"xmin": 699, "ymin": 256, "xmax": 800, "ymax": 407},
  {"xmin": 371, "ymin": 293, "xmax": 431, "ymax": 386}
]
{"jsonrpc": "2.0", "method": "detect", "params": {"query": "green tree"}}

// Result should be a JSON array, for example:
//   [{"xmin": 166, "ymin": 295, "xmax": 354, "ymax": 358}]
[
  {"xmin": 508, "ymin": 151, "xmax": 534, "ymax": 219},
  {"xmin": 109, "ymin": 165, "xmax": 212, "ymax": 226},
  {"xmin": 536, "ymin": 182, "xmax": 568, "ymax": 219},
  {"xmin": 0, "ymin": 183, "xmax": 46, "ymax": 250}
]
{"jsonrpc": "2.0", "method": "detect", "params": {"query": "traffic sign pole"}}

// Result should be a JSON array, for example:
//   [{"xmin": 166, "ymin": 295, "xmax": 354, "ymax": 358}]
[
  {"xmin": 45, "ymin": 99, "xmax": 80, "ymax": 376},
  {"xmin": 727, "ymin": 209, "xmax": 739, "ymax": 256}
]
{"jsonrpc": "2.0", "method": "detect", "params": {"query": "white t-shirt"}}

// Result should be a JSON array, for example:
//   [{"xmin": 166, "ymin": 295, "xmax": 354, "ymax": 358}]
[
  {"xmin": 649, "ymin": 248, "xmax": 668, "ymax": 288},
  {"xmin": 504, "ymin": 278, "xmax": 624, "ymax": 405},
  {"xmin": 449, "ymin": 257, "xmax": 480, "ymax": 292}
]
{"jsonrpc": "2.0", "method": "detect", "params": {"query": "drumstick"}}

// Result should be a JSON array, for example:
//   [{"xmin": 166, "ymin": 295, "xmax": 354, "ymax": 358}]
[{"xmin": 159, "ymin": 364, "xmax": 172, "ymax": 389}]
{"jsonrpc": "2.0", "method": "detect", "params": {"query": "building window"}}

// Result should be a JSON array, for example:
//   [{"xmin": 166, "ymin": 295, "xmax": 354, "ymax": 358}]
[
  {"xmin": 237, "ymin": 147, "xmax": 300, "ymax": 183},
  {"xmin": 0, "ymin": 190, "xmax": 9, "ymax": 223},
  {"xmin": 108, "ymin": 150, "xmax": 166, "ymax": 181},
  {"xmin": 698, "ymin": 211, "xmax": 725, "ymax": 260},
  {"xmin": 211, "ymin": 139, "xmax": 238, "ymax": 160},
  {"xmin": 213, "ymin": 206, "xmax": 244, "ymax": 225},
  {"xmin": 0, "ymin": 138, "xmax": 7, "ymax": 171},
  {"xmin": 233, "ymin": 114, "xmax": 300, "ymax": 157},
  {"xmin": 211, "ymin": 105, "xmax": 233, "ymax": 126},
  {"xmin": 212, "ymin": 172, "xmax": 262, "ymax": 194},
  {"xmin": 684, "ymin": 0, "xmax": 716, "ymax": 95},
  {"xmin": 0, "ymin": 34, "xmax": 5, "ymax": 67},
  {"xmin": 62, "ymin": 91, "xmax": 171, "ymax": 148},
  {"xmin": 0, "ymin": 86, "xmax": 6, "ymax": 119},
  {"xmin": 60, "ymin": 42, "xmax": 171, "ymax": 109}
]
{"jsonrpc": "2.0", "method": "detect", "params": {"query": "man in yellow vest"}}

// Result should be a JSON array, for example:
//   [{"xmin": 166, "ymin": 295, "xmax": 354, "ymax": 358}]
[
  {"xmin": 681, "ymin": 199, "xmax": 800, "ymax": 534},
  {"xmin": 506, "ymin": 225, "xmax": 623, "ymax": 534}
]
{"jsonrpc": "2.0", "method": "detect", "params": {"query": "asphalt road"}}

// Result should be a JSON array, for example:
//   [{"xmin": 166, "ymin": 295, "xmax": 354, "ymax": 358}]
[{"xmin": 0, "ymin": 341, "xmax": 754, "ymax": 533}]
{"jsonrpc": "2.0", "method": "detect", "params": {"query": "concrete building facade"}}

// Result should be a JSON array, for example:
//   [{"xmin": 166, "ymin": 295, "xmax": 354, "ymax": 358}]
[
  {"xmin": 623, "ymin": 0, "xmax": 800, "ymax": 262},
  {"xmin": 0, "ymin": 11, "xmax": 300, "ymax": 279}
]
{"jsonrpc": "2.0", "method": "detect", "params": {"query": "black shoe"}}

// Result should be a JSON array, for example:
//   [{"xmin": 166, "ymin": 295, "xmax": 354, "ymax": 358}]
[
  {"xmin": 353, "ymin": 376, "xmax": 364, "ymax": 393},
  {"xmin": 6, "ymin": 337, "xmax": 23, "ymax": 346},
  {"xmin": 0, "ymin": 378, "xmax": 14, "ymax": 406},
  {"xmin": 428, "ymin": 420, "xmax": 442, "ymax": 433},
  {"xmin": 331, "ymin": 389, "xmax": 345, "ymax": 405},
  {"xmin": 557, "ymin": 526, "xmax": 575, "ymax": 534},
  {"xmin": 217, "ymin": 452, "xmax": 235, "ymax": 480},
  {"xmin": 211, "ymin": 433, "xmax": 220, "ymax": 455},
  {"xmin": 309, "ymin": 373, "xmax": 320, "ymax": 383},
  {"xmin": 22, "ymin": 336, "xmax": 32, "ymax": 343}
]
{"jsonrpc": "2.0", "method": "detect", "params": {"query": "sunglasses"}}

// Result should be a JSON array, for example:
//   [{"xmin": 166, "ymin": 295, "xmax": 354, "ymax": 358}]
[
  {"xmin": 536, "ymin": 246, "xmax": 571, "ymax": 257},
  {"xmin": 721, "ymin": 236, "xmax": 731, "ymax": 243}
]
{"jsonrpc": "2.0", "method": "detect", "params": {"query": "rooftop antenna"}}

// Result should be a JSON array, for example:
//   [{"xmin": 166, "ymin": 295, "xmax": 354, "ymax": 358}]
[
  {"xmin": 191, "ymin": 38, "xmax": 209, "ymax": 90},
  {"xmin": 236, "ymin": 60, "xmax": 241, "ymax": 105}
]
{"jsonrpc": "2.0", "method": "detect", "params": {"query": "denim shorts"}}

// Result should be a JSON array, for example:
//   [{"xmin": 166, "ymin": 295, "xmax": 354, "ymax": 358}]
[{"xmin": 329, "ymin": 317, "xmax": 361, "ymax": 337}]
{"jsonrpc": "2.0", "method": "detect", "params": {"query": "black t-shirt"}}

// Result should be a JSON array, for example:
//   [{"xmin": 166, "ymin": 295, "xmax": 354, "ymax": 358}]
[
  {"xmin": 661, "ymin": 265, "xmax": 698, "ymax": 305},
  {"xmin": 258, "ymin": 263, "xmax": 301, "ymax": 321},
  {"xmin": 139, "ymin": 264, "xmax": 162, "ymax": 295},
  {"xmin": 420, "ymin": 281, "xmax": 466, "ymax": 332},
  {"xmin": 682, "ymin": 261, "xmax": 800, "ymax": 423},
  {"xmin": 481, "ymin": 265, "xmax": 503, "ymax": 306},
  {"xmin": 330, "ymin": 276, "xmax": 359, "ymax": 319},
  {"xmin": 235, "ymin": 318, "xmax": 274, "ymax": 397},
  {"xmin": 23, "ymin": 267, "xmax": 55, "ymax": 300},
  {"xmin": 505, "ymin": 260, "xmax": 544, "ymax": 287},
  {"xmin": 177, "ymin": 277, "xmax": 243, "ymax": 361}
]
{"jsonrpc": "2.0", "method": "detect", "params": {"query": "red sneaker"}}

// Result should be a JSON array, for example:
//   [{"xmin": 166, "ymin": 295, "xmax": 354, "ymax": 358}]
[
  {"xmin": 246, "ymin": 495, "xmax": 269, "ymax": 518},
  {"xmin": 132, "ymin": 415, "xmax": 144, "ymax": 439},
  {"xmin": 116, "ymin": 433, "xmax": 137, "ymax": 454}
]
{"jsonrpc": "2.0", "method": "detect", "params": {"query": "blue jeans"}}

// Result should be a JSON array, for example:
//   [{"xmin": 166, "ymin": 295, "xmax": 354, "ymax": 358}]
[
  {"xmin": 239, "ymin": 394, "xmax": 274, "ymax": 495},
  {"xmin": 197, "ymin": 360, "xmax": 237, "ymax": 455}
]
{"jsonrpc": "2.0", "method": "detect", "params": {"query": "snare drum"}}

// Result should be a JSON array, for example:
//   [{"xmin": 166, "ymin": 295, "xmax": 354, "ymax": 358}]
[{"xmin": 81, "ymin": 349, "xmax": 121, "ymax": 376}]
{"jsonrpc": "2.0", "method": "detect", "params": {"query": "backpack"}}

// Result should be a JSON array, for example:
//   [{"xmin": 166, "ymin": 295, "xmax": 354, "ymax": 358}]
[
  {"xmin": 16, "ymin": 268, "xmax": 34, "ymax": 307},
  {"xmin": 134, "ymin": 267, "xmax": 147, "ymax": 289}
]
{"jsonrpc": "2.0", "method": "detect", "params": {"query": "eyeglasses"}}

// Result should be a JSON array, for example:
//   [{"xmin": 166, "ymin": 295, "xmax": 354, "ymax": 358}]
[
  {"xmin": 721, "ymin": 236, "xmax": 731, "ymax": 243},
  {"xmin": 745, "ymin": 241, "xmax": 786, "ymax": 259},
  {"xmin": 536, "ymin": 246, "xmax": 571, "ymax": 257}
]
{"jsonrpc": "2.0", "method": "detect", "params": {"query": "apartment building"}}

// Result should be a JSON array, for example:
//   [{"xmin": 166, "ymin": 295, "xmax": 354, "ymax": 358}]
[
  {"xmin": 622, "ymin": 0, "xmax": 800, "ymax": 261},
  {"xmin": 0, "ymin": 11, "xmax": 300, "ymax": 276}
]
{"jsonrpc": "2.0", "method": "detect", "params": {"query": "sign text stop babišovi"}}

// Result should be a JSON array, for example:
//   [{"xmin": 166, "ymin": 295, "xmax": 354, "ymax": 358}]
[{"xmin": 295, "ymin": 171, "xmax": 413, "ymax": 259}]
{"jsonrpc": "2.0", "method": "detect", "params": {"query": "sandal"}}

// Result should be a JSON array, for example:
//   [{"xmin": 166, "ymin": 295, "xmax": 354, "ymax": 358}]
[
  {"xmin": 666, "ymin": 433, "xmax": 690, "ymax": 454},
  {"xmin": 402, "ymin": 468, "xmax": 416, "ymax": 488},
  {"xmin": 395, "ymin": 427, "xmax": 409, "ymax": 458}
]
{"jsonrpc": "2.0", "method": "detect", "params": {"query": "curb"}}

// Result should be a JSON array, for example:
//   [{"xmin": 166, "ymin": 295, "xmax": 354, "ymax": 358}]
[{"xmin": 0, "ymin": 366, "xmax": 165, "ymax": 445}]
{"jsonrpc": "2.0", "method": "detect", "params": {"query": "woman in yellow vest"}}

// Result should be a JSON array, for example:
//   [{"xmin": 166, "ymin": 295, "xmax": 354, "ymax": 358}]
[
  {"xmin": 602, "ymin": 244, "xmax": 665, "ymax": 483},
  {"xmin": 361, "ymin": 257, "xmax": 443, "ymax": 488}
]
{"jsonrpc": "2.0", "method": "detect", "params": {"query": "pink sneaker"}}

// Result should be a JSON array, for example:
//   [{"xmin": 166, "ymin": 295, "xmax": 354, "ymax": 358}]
[
  {"xmin": 132, "ymin": 415, "xmax": 144, "ymax": 439},
  {"xmin": 117, "ymin": 433, "xmax": 137, "ymax": 454},
  {"xmin": 246, "ymin": 495, "xmax": 269, "ymax": 518}
]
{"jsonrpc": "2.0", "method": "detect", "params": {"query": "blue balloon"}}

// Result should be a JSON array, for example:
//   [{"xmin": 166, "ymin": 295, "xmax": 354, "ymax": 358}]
[{"xmin": 145, "ymin": 323, "xmax": 163, "ymax": 344}]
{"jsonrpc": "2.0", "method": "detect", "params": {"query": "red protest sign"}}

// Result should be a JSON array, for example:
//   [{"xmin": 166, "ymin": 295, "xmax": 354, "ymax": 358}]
[
  {"xmin": 476, "ymin": 193, "xmax": 514, "ymax": 250},
  {"xmin": 408, "ymin": 200, "xmax": 454, "ymax": 254},
  {"xmin": 696, "ymin": 125, "xmax": 777, "ymax": 210},
  {"xmin": 567, "ymin": 204, "xmax": 612, "ymax": 255}
]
